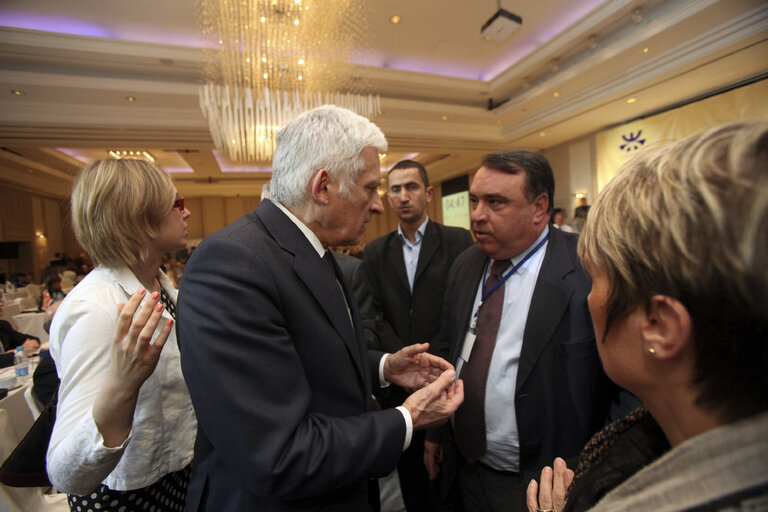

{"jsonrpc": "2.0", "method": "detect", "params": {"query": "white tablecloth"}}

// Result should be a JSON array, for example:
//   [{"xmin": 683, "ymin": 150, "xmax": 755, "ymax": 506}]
[{"xmin": 11, "ymin": 313, "xmax": 49, "ymax": 344}]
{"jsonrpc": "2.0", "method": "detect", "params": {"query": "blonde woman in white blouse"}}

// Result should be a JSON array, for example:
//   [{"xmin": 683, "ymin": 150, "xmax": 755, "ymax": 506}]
[{"xmin": 48, "ymin": 158, "xmax": 196, "ymax": 511}]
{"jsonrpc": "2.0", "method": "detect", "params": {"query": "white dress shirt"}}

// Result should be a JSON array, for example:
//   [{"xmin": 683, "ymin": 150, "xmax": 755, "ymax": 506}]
[
  {"xmin": 275, "ymin": 202, "xmax": 413, "ymax": 450},
  {"xmin": 398, "ymin": 217, "xmax": 429, "ymax": 291},
  {"xmin": 47, "ymin": 266, "xmax": 196, "ymax": 494},
  {"xmin": 456, "ymin": 226, "xmax": 549, "ymax": 472}
]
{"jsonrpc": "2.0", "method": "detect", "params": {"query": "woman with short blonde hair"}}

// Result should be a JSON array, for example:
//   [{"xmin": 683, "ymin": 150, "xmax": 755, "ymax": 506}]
[
  {"xmin": 527, "ymin": 122, "xmax": 768, "ymax": 511},
  {"xmin": 48, "ymin": 158, "xmax": 196, "ymax": 511}
]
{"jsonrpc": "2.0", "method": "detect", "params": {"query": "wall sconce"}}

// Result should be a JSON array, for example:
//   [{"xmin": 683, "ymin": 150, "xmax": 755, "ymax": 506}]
[{"xmin": 35, "ymin": 232, "xmax": 46, "ymax": 239}]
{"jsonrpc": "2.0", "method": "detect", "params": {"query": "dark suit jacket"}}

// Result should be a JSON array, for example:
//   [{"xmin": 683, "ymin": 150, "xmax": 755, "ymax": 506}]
[
  {"xmin": 362, "ymin": 220, "xmax": 474, "ymax": 355},
  {"xmin": 0, "ymin": 319, "xmax": 39, "ymax": 352},
  {"xmin": 433, "ymin": 227, "xmax": 617, "ymax": 481},
  {"xmin": 178, "ymin": 200, "xmax": 405, "ymax": 511}
]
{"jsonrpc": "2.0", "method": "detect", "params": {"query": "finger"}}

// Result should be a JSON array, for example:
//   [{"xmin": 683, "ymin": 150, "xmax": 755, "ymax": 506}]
[
  {"xmin": 116, "ymin": 289, "xmax": 146, "ymax": 336},
  {"xmin": 137, "ymin": 302, "xmax": 165, "ymax": 349},
  {"xmin": 149, "ymin": 318, "xmax": 174, "ymax": 354},
  {"xmin": 553, "ymin": 457, "xmax": 570, "ymax": 505},
  {"xmin": 538, "ymin": 466, "xmax": 554, "ymax": 510},
  {"xmin": 422, "ymin": 353, "xmax": 453, "ymax": 371},
  {"xmin": 526, "ymin": 479, "xmax": 540, "ymax": 512},
  {"xmin": 564, "ymin": 468, "xmax": 575, "ymax": 489},
  {"xmin": 401, "ymin": 343, "xmax": 429, "ymax": 358},
  {"xmin": 128, "ymin": 291, "xmax": 161, "ymax": 340}
]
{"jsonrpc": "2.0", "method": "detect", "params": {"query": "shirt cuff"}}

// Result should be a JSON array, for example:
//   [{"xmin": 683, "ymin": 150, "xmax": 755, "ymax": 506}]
[
  {"xmin": 395, "ymin": 406, "xmax": 413, "ymax": 451},
  {"xmin": 379, "ymin": 354, "xmax": 391, "ymax": 388}
]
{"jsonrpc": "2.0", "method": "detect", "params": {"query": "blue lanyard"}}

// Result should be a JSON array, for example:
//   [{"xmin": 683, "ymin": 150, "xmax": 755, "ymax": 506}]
[{"xmin": 470, "ymin": 232, "xmax": 549, "ymax": 331}]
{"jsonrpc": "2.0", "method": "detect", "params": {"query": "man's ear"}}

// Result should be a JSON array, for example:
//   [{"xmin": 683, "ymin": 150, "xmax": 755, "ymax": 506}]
[
  {"xmin": 311, "ymin": 169, "xmax": 331, "ymax": 206},
  {"xmin": 532, "ymin": 193, "xmax": 549, "ymax": 222},
  {"xmin": 425, "ymin": 185, "xmax": 435, "ymax": 203},
  {"xmin": 642, "ymin": 295, "xmax": 693, "ymax": 359}
]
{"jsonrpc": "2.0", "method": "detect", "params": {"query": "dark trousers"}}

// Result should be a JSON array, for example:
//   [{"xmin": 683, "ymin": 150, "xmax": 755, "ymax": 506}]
[
  {"xmin": 398, "ymin": 429, "xmax": 437, "ymax": 511},
  {"xmin": 458, "ymin": 457, "xmax": 528, "ymax": 512}
]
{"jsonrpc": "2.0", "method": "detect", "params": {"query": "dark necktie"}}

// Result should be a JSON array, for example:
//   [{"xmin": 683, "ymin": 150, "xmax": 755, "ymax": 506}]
[{"xmin": 453, "ymin": 258, "xmax": 511, "ymax": 464}]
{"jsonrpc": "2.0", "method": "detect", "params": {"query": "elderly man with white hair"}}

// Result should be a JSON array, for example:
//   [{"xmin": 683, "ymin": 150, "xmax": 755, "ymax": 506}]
[{"xmin": 178, "ymin": 105, "xmax": 463, "ymax": 512}]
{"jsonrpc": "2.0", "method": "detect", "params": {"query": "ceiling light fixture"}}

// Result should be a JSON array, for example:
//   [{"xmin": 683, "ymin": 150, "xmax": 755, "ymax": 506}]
[
  {"xmin": 199, "ymin": 0, "xmax": 380, "ymax": 161},
  {"xmin": 10, "ymin": 89, "xmax": 26, "ymax": 96},
  {"xmin": 441, "ymin": 115, "xmax": 448, "ymax": 121},
  {"xmin": 481, "ymin": 1, "xmax": 522, "ymax": 43},
  {"xmin": 552, "ymin": 91, "xmax": 560, "ymax": 98},
  {"xmin": 641, "ymin": 46, "xmax": 651, "ymax": 55},
  {"xmin": 389, "ymin": 15, "xmax": 402, "ymax": 24},
  {"xmin": 108, "ymin": 150, "xmax": 156, "ymax": 162},
  {"xmin": 539, "ymin": 131, "xmax": 546, "ymax": 137},
  {"xmin": 125, "ymin": 96, "xmax": 136, "ymax": 102},
  {"xmin": 626, "ymin": 97, "xmax": 638, "ymax": 104}
]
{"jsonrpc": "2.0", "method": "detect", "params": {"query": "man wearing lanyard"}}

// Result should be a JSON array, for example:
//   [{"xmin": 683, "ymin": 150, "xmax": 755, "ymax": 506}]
[{"xmin": 426, "ymin": 150, "xmax": 620, "ymax": 512}]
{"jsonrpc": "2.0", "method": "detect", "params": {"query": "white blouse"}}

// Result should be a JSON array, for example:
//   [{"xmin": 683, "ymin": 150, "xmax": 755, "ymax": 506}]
[{"xmin": 47, "ymin": 266, "xmax": 196, "ymax": 495}]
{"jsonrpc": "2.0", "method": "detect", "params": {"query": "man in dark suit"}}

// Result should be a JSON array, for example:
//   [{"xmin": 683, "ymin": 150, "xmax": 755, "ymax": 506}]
[
  {"xmin": 425, "ymin": 151, "xmax": 619, "ymax": 512},
  {"xmin": 178, "ymin": 105, "xmax": 463, "ymax": 512},
  {"xmin": 363, "ymin": 160, "xmax": 473, "ymax": 511}
]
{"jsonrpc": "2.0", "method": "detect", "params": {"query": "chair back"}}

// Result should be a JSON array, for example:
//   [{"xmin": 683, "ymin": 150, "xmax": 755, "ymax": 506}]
[{"xmin": 0, "ymin": 302, "xmax": 22, "ymax": 330}]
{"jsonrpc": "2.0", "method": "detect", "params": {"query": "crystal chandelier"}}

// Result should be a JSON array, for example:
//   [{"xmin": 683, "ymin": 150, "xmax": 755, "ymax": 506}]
[{"xmin": 199, "ymin": 0, "xmax": 381, "ymax": 162}]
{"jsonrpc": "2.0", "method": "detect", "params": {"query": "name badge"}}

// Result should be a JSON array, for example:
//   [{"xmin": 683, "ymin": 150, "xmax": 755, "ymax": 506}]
[{"xmin": 460, "ymin": 329, "xmax": 476, "ymax": 363}]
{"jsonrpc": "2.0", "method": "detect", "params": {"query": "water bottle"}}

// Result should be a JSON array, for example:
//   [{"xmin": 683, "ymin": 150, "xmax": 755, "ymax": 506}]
[{"xmin": 14, "ymin": 347, "xmax": 29, "ymax": 381}]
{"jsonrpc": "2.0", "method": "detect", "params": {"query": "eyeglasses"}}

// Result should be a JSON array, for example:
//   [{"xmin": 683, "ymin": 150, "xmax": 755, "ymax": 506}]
[{"xmin": 173, "ymin": 196, "xmax": 185, "ymax": 210}]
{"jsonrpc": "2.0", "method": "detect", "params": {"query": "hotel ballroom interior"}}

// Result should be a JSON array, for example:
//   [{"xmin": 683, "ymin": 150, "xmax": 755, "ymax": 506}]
[{"xmin": 0, "ymin": 0, "xmax": 766, "ymax": 510}]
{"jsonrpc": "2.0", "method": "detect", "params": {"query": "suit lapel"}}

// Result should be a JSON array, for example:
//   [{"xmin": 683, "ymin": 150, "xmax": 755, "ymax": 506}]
[
  {"xmin": 256, "ymin": 201, "xmax": 367, "ymax": 388},
  {"xmin": 387, "ymin": 232, "xmax": 410, "ymax": 292},
  {"xmin": 449, "ymin": 248, "xmax": 487, "ymax": 365},
  {"xmin": 516, "ymin": 229, "xmax": 574, "ymax": 389},
  {"xmin": 414, "ymin": 220, "xmax": 439, "ymax": 284}
]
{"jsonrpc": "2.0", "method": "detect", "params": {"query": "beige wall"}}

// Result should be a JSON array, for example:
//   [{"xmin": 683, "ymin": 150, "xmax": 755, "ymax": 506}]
[
  {"xmin": 0, "ymin": 186, "xmax": 77, "ymax": 282},
  {"xmin": 542, "ymin": 135, "xmax": 597, "ymax": 219}
]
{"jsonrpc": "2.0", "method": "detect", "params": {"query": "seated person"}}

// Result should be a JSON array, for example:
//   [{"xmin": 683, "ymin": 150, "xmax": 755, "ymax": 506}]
[
  {"xmin": 42, "ymin": 276, "xmax": 65, "ymax": 310},
  {"xmin": 0, "ymin": 303, "xmax": 41, "ymax": 355}
]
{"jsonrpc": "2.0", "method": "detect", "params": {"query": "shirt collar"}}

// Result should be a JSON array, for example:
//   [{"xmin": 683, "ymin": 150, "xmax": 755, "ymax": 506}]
[
  {"xmin": 397, "ymin": 216, "xmax": 429, "ymax": 245},
  {"xmin": 275, "ymin": 202, "xmax": 326, "ymax": 258},
  {"xmin": 507, "ymin": 225, "xmax": 550, "ymax": 269}
]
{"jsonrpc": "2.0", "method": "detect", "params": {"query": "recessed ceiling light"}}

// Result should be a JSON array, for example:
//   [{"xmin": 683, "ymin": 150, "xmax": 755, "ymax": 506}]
[
  {"xmin": 627, "ymin": 97, "xmax": 638, "ymax": 104},
  {"xmin": 10, "ymin": 89, "xmax": 25, "ymax": 96},
  {"xmin": 125, "ymin": 96, "xmax": 136, "ymax": 102},
  {"xmin": 389, "ymin": 15, "xmax": 402, "ymax": 24},
  {"xmin": 441, "ymin": 115, "xmax": 448, "ymax": 121},
  {"xmin": 641, "ymin": 47, "xmax": 651, "ymax": 54},
  {"xmin": 539, "ymin": 131, "xmax": 547, "ymax": 137},
  {"xmin": 552, "ymin": 92, "xmax": 560, "ymax": 98}
]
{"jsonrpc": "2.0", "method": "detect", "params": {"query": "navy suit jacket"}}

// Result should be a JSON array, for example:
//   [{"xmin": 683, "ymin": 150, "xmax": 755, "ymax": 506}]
[
  {"xmin": 432, "ymin": 227, "xmax": 618, "ymax": 480},
  {"xmin": 178, "ymin": 200, "xmax": 405, "ymax": 511}
]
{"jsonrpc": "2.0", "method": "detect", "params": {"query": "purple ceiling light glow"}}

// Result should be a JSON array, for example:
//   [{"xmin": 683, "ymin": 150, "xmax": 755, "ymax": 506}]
[
  {"xmin": 213, "ymin": 150, "xmax": 272, "ymax": 173},
  {"xmin": 0, "ymin": 12, "xmax": 114, "ymax": 38}
]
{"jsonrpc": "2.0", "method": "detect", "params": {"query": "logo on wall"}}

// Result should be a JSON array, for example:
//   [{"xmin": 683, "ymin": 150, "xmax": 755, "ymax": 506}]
[{"xmin": 619, "ymin": 130, "xmax": 646, "ymax": 152}]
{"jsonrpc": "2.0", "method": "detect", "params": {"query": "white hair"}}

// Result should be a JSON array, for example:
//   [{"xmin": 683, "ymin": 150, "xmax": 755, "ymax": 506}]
[{"xmin": 270, "ymin": 105, "xmax": 387, "ymax": 207}]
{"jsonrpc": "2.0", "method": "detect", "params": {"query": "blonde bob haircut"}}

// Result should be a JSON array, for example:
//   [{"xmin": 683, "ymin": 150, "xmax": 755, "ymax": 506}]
[
  {"xmin": 71, "ymin": 158, "xmax": 176, "ymax": 270},
  {"xmin": 579, "ymin": 122, "xmax": 768, "ymax": 421}
]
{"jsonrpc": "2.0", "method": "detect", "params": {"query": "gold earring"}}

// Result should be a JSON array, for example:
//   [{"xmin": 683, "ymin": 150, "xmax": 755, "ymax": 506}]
[{"xmin": 648, "ymin": 347, "xmax": 656, "ymax": 355}]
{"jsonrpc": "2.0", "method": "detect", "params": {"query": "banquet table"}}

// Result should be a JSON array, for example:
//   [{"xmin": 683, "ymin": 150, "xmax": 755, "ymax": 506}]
[
  {"xmin": 0, "ymin": 376, "xmax": 67, "ymax": 511},
  {"xmin": 11, "ymin": 312, "xmax": 49, "ymax": 344}
]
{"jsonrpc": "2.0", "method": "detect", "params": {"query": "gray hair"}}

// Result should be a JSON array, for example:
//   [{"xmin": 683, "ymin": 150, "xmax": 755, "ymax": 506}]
[{"xmin": 269, "ymin": 105, "xmax": 387, "ymax": 207}]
